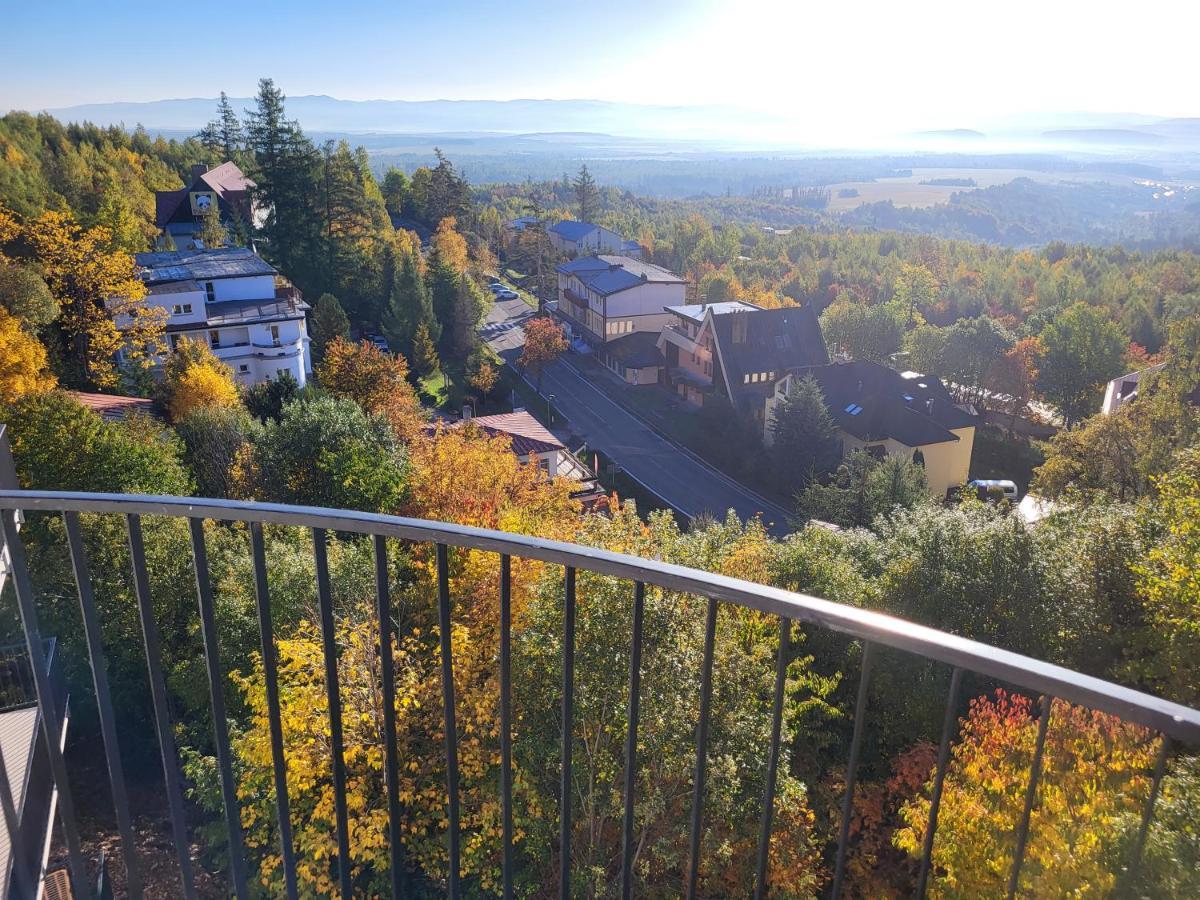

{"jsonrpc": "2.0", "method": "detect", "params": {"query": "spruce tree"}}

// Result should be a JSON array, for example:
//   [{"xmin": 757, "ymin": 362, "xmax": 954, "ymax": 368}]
[
  {"xmin": 245, "ymin": 78, "xmax": 322, "ymax": 290},
  {"xmin": 573, "ymin": 164, "xmax": 599, "ymax": 223},
  {"xmin": 310, "ymin": 293, "xmax": 350, "ymax": 364},
  {"xmin": 382, "ymin": 249, "xmax": 437, "ymax": 357},
  {"xmin": 410, "ymin": 322, "xmax": 440, "ymax": 378},
  {"xmin": 769, "ymin": 374, "xmax": 841, "ymax": 495}
]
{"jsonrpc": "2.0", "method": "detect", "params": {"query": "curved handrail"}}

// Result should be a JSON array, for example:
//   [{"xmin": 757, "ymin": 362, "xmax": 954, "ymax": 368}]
[{"xmin": 1, "ymin": 488, "xmax": 1197, "ymax": 744}]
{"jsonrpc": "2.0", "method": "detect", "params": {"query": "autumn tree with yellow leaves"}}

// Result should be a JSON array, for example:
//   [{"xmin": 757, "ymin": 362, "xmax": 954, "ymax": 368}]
[
  {"xmin": 0, "ymin": 308, "xmax": 56, "ymax": 403},
  {"xmin": 7, "ymin": 206, "xmax": 165, "ymax": 388},
  {"xmin": 161, "ymin": 336, "xmax": 240, "ymax": 421},
  {"xmin": 894, "ymin": 690, "xmax": 1158, "ymax": 898}
]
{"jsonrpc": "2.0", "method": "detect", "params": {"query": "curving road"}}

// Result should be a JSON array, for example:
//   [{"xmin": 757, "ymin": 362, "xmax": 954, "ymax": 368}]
[{"xmin": 481, "ymin": 297, "xmax": 793, "ymax": 534}]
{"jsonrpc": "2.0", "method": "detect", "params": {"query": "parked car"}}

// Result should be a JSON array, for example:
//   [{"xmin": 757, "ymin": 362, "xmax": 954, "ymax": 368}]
[
  {"xmin": 495, "ymin": 289, "xmax": 519, "ymax": 300},
  {"xmin": 488, "ymin": 282, "xmax": 507, "ymax": 293},
  {"xmin": 368, "ymin": 335, "xmax": 390, "ymax": 352}
]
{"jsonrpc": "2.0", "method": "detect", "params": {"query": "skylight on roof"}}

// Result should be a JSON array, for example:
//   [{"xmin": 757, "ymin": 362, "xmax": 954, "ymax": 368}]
[{"xmin": 844, "ymin": 403, "xmax": 863, "ymax": 415}]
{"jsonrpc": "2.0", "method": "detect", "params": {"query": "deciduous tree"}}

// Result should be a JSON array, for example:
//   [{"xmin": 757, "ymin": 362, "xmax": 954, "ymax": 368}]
[
  {"xmin": 895, "ymin": 691, "xmax": 1157, "ymax": 898},
  {"xmin": 1037, "ymin": 302, "xmax": 1126, "ymax": 426},
  {"xmin": 0, "ymin": 308, "xmax": 55, "ymax": 403},
  {"xmin": 519, "ymin": 315, "xmax": 567, "ymax": 391},
  {"xmin": 161, "ymin": 337, "xmax": 240, "ymax": 421},
  {"xmin": 317, "ymin": 336, "xmax": 426, "ymax": 443}
]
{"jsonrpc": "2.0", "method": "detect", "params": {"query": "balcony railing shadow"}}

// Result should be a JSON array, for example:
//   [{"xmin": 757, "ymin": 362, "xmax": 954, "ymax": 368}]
[{"xmin": 0, "ymin": 431, "xmax": 1196, "ymax": 898}]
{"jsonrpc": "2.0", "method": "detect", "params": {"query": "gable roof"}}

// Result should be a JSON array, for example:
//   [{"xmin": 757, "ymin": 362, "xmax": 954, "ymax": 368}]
[
  {"xmin": 462, "ymin": 411, "xmax": 564, "ymax": 456},
  {"xmin": 788, "ymin": 361, "xmax": 976, "ymax": 447},
  {"xmin": 136, "ymin": 247, "xmax": 277, "ymax": 285},
  {"xmin": 604, "ymin": 331, "xmax": 665, "ymax": 369},
  {"xmin": 711, "ymin": 305, "xmax": 829, "ymax": 409},
  {"xmin": 155, "ymin": 162, "xmax": 254, "ymax": 227},
  {"xmin": 65, "ymin": 391, "xmax": 157, "ymax": 422},
  {"xmin": 557, "ymin": 255, "xmax": 685, "ymax": 297},
  {"xmin": 199, "ymin": 161, "xmax": 254, "ymax": 194},
  {"xmin": 549, "ymin": 220, "xmax": 601, "ymax": 242},
  {"xmin": 666, "ymin": 301, "xmax": 759, "ymax": 324}
]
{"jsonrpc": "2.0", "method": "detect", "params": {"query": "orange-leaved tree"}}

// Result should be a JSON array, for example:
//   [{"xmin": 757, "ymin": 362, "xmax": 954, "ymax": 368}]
[
  {"xmin": 316, "ymin": 336, "xmax": 428, "ymax": 444},
  {"xmin": 519, "ymin": 316, "xmax": 567, "ymax": 391},
  {"xmin": 894, "ymin": 690, "xmax": 1158, "ymax": 897}
]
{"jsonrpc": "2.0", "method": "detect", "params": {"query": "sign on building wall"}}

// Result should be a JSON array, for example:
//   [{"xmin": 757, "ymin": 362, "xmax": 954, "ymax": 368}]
[{"xmin": 189, "ymin": 192, "xmax": 218, "ymax": 216}]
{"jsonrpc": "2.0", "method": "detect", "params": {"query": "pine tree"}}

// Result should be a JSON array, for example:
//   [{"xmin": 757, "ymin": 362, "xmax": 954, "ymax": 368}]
[{"xmin": 573, "ymin": 164, "xmax": 599, "ymax": 223}]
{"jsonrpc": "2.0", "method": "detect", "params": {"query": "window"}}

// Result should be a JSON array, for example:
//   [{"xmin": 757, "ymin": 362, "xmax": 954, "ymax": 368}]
[
  {"xmin": 171, "ymin": 303, "xmax": 192, "ymax": 315},
  {"xmin": 238, "ymin": 364, "xmax": 249, "ymax": 374},
  {"xmin": 270, "ymin": 325, "xmax": 280, "ymax": 346},
  {"xmin": 204, "ymin": 282, "xmax": 216, "ymax": 303},
  {"xmin": 168, "ymin": 334, "xmax": 180, "ymax": 350},
  {"xmin": 606, "ymin": 319, "xmax": 633, "ymax": 336},
  {"xmin": 743, "ymin": 373, "xmax": 751, "ymax": 384},
  {"xmin": 209, "ymin": 329, "xmax": 221, "ymax": 349},
  {"xmin": 844, "ymin": 403, "xmax": 864, "ymax": 416}
]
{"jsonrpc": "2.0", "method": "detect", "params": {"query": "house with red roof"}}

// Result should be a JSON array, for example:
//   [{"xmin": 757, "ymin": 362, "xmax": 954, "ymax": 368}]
[{"xmin": 155, "ymin": 162, "xmax": 257, "ymax": 251}]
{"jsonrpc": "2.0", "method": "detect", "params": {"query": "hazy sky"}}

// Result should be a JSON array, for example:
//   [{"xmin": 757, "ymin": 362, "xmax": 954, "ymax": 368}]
[{"xmin": 4, "ymin": 0, "xmax": 1197, "ymax": 135}]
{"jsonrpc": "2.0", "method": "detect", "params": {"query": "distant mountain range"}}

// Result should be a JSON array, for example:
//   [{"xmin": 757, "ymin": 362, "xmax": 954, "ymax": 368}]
[
  {"xmin": 25, "ymin": 96, "xmax": 1200, "ymax": 153},
  {"xmin": 37, "ymin": 96, "xmax": 793, "ymax": 144}
]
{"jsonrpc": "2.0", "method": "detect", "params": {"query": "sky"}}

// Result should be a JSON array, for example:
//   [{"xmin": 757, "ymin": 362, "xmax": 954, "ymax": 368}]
[{"xmin": 3, "ymin": 0, "xmax": 1198, "ymax": 137}]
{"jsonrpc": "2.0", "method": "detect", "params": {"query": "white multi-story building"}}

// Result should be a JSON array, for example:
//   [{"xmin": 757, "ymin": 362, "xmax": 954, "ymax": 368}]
[{"xmin": 128, "ymin": 248, "xmax": 311, "ymax": 386}]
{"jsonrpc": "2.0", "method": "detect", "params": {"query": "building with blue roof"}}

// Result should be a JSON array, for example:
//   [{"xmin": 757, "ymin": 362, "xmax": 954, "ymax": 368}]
[
  {"xmin": 554, "ymin": 255, "xmax": 687, "ymax": 383},
  {"xmin": 547, "ymin": 219, "xmax": 626, "ymax": 255}
]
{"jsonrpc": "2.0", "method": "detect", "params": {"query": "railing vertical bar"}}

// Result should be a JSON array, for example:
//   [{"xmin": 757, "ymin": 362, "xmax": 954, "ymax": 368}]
[
  {"xmin": 0, "ymin": 744, "xmax": 31, "ymax": 897},
  {"xmin": 64, "ymin": 511, "xmax": 143, "ymax": 900},
  {"xmin": 830, "ymin": 640, "xmax": 876, "ymax": 899},
  {"xmin": 560, "ymin": 566, "xmax": 577, "ymax": 900},
  {"xmin": 916, "ymin": 666, "xmax": 964, "ymax": 898},
  {"xmin": 1124, "ymin": 733, "xmax": 1170, "ymax": 890},
  {"xmin": 753, "ymin": 615, "xmax": 791, "ymax": 900},
  {"xmin": 620, "ymin": 581, "xmax": 646, "ymax": 900},
  {"xmin": 311, "ymin": 527, "xmax": 352, "ymax": 899},
  {"xmin": 188, "ymin": 517, "xmax": 249, "ymax": 899},
  {"xmin": 249, "ymin": 523, "xmax": 298, "ymax": 900},
  {"xmin": 1007, "ymin": 693, "xmax": 1052, "ymax": 900},
  {"xmin": 437, "ymin": 543, "xmax": 461, "ymax": 898},
  {"xmin": 0, "ymin": 509, "xmax": 89, "ymax": 896},
  {"xmin": 499, "ymin": 554, "xmax": 514, "ymax": 900},
  {"xmin": 685, "ymin": 596, "xmax": 719, "ymax": 900},
  {"xmin": 374, "ymin": 534, "xmax": 404, "ymax": 899},
  {"xmin": 125, "ymin": 514, "xmax": 197, "ymax": 900}
]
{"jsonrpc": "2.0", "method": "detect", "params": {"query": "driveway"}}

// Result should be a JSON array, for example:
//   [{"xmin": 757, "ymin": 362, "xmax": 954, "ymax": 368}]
[{"xmin": 481, "ymin": 298, "xmax": 793, "ymax": 535}]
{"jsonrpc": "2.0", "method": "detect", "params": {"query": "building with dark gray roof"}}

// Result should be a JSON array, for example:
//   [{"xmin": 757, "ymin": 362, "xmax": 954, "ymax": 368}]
[
  {"xmin": 765, "ymin": 360, "xmax": 979, "ymax": 497},
  {"xmin": 122, "ymin": 247, "xmax": 311, "ymax": 387}
]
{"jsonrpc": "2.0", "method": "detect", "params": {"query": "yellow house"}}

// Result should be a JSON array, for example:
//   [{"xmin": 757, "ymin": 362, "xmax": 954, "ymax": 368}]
[{"xmin": 764, "ymin": 361, "xmax": 977, "ymax": 498}]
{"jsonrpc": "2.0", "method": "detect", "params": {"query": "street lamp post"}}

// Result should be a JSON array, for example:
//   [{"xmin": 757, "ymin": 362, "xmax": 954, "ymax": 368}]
[{"xmin": 547, "ymin": 393, "xmax": 556, "ymax": 425}]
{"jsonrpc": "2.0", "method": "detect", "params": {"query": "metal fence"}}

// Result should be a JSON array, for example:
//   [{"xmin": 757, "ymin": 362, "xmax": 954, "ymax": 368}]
[{"xmin": 0, "ymin": 483, "xmax": 1197, "ymax": 899}]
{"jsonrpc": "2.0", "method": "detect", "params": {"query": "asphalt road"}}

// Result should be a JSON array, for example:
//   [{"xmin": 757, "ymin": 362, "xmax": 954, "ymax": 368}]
[{"xmin": 481, "ymin": 297, "xmax": 793, "ymax": 534}]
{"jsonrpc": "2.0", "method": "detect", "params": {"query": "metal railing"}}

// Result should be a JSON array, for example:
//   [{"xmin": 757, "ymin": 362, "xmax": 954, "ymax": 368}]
[{"xmin": 0, "ymin": 487, "xmax": 1197, "ymax": 898}]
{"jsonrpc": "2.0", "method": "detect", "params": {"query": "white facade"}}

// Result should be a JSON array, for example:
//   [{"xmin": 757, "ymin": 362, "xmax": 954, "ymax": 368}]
[
  {"xmin": 126, "ymin": 249, "xmax": 312, "ymax": 387},
  {"xmin": 1101, "ymin": 362, "xmax": 1167, "ymax": 415},
  {"xmin": 548, "ymin": 222, "xmax": 625, "ymax": 255}
]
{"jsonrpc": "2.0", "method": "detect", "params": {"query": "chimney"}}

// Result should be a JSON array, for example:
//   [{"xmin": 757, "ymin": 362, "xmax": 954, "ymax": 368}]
[
  {"xmin": 462, "ymin": 405, "xmax": 473, "ymax": 422},
  {"xmin": 190, "ymin": 164, "xmax": 207, "ymax": 183}
]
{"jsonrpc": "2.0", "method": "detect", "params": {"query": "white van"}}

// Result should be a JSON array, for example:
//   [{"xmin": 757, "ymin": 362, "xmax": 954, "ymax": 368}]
[{"xmin": 968, "ymin": 479, "xmax": 1019, "ymax": 502}]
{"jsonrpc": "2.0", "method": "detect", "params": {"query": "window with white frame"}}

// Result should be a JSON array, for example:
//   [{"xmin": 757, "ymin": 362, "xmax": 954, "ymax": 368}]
[{"xmin": 171, "ymin": 303, "xmax": 193, "ymax": 315}]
